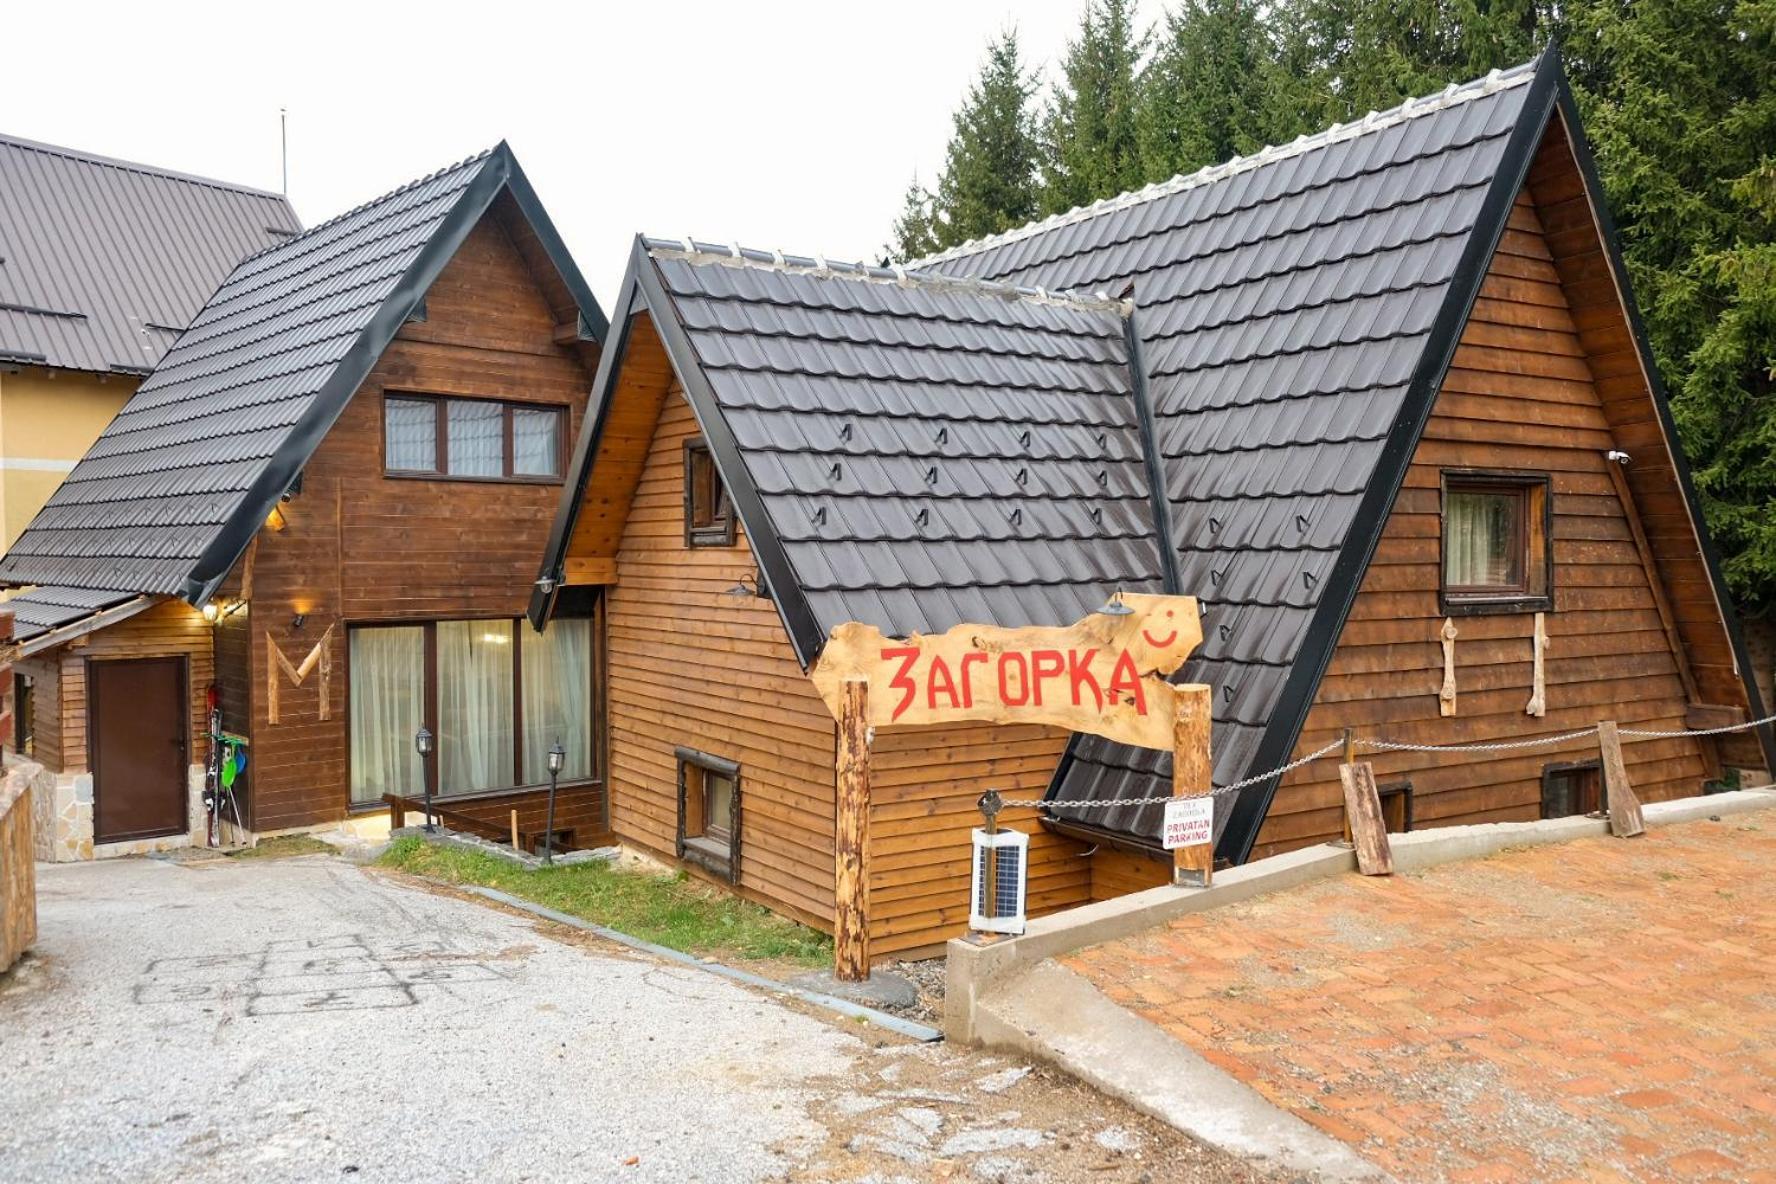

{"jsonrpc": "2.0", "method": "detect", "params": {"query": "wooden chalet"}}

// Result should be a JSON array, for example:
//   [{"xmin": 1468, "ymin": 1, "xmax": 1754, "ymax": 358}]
[
  {"xmin": 0, "ymin": 144, "xmax": 608, "ymax": 861},
  {"xmin": 533, "ymin": 51, "xmax": 1774, "ymax": 959}
]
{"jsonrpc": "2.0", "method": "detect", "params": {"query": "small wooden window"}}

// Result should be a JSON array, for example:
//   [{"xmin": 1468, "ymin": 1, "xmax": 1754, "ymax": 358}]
[
  {"xmin": 676, "ymin": 747, "xmax": 740, "ymax": 881},
  {"xmin": 12, "ymin": 673, "xmax": 32, "ymax": 757},
  {"xmin": 1377, "ymin": 780, "xmax": 1413, "ymax": 833},
  {"xmin": 1440, "ymin": 471, "xmax": 1552, "ymax": 613},
  {"xmin": 383, "ymin": 394, "xmax": 564, "ymax": 481},
  {"xmin": 1541, "ymin": 760, "xmax": 1604, "ymax": 819},
  {"xmin": 684, "ymin": 440, "xmax": 736, "ymax": 547}
]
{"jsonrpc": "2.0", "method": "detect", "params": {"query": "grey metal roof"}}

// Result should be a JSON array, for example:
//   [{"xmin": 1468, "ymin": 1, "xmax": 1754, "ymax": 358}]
[
  {"xmin": 916, "ymin": 61, "xmax": 1545, "ymax": 849},
  {"xmin": 640, "ymin": 241, "xmax": 1167, "ymax": 641},
  {"xmin": 0, "ymin": 144, "xmax": 604, "ymax": 603},
  {"xmin": 5, "ymin": 585, "xmax": 144, "ymax": 645},
  {"xmin": 0, "ymin": 132, "xmax": 300, "ymax": 374}
]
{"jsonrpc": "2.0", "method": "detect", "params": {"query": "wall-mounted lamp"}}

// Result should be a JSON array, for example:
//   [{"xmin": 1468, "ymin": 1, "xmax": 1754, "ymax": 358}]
[
  {"xmin": 200, "ymin": 600, "xmax": 246, "ymax": 626},
  {"xmin": 265, "ymin": 504, "xmax": 288, "ymax": 532},
  {"xmin": 1095, "ymin": 590, "xmax": 1135, "ymax": 617},
  {"xmin": 291, "ymin": 613, "xmax": 307, "ymax": 631},
  {"xmin": 1606, "ymin": 449, "xmax": 1631, "ymax": 466},
  {"xmin": 201, "ymin": 602, "xmax": 220, "ymax": 623},
  {"xmin": 722, "ymin": 571, "xmax": 771, "ymax": 602}
]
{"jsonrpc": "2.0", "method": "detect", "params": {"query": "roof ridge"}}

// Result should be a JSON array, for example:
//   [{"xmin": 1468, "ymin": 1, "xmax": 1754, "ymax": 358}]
[
  {"xmin": 227, "ymin": 146, "xmax": 499, "ymax": 269},
  {"xmin": 907, "ymin": 57, "xmax": 1541, "ymax": 273},
  {"xmin": 0, "ymin": 130, "xmax": 291, "ymax": 201},
  {"xmin": 644, "ymin": 237, "xmax": 1132, "ymax": 317}
]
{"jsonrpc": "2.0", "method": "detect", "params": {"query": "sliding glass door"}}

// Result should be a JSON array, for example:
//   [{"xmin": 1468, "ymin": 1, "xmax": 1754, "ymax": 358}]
[{"xmin": 347, "ymin": 617, "xmax": 595, "ymax": 806}]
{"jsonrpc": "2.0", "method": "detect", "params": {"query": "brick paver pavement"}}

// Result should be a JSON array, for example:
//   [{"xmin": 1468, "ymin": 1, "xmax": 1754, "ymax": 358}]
[{"xmin": 1064, "ymin": 815, "xmax": 1776, "ymax": 1183}]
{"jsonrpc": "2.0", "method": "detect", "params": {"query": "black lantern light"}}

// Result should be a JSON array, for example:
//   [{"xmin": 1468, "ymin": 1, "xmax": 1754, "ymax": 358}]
[
  {"xmin": 542, "ymin": 741, "xmax": 566, "ymax": 865},
  {"xmin": 414, "ymin": 726, "xmax": 436, "ymax": 833}
]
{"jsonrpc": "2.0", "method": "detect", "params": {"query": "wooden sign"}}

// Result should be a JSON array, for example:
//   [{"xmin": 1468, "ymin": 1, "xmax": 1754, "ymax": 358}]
[
  {"xmin": 267, "ymin": 624, "xmax": 334, "ymax": 725},
  {"xmin": 810, "ymin": 594, "xmax": 1206, "ymax": 749}
]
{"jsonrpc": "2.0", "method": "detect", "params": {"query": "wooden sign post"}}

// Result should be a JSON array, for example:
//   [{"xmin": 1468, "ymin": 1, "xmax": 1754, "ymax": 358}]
[
  {"xmin": 812, "ymin": 594, "xmax": 1211, "ymax": 979},
  {"xmin": 1167, "ymin": 687, "xmax": 1214, "ymax": 886},
  {"xmin": 833, "ymin": 678, "xmax": 872, "ymax": 981}
]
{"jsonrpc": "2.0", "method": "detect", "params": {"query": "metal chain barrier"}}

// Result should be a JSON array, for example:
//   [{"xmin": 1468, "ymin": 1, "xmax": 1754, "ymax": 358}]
[{"xmin": 986, "ymin": 711, "xmax": 1775, "ymax": 813}]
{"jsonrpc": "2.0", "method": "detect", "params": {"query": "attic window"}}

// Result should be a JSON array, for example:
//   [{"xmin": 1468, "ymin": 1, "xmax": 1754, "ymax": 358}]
[
  {"xmin": 684, "ymin": 440, "xmax": 735, "ymax": 547},
  {"xmin": 1440, "ymin": 471, "xmax": 1551, "ymax": 614},
  {"xmin": 384, "ymin": 394, "xmax": 565, "ymax": 482}
]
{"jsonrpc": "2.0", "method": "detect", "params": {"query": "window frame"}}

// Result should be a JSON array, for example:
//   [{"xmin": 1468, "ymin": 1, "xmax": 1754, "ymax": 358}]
[
  {"xmin": 675, "ymin": 746, "xmax": 741, "ymax": 882},
  {"xmin": 1438, "ymin": 469, "xmax": 1554, "ymax": 616},
  {"xmin": 344, "ymin": 613, "xmax": 601, "ymax": 812},
  {"xmin": 381, "ymin": 392, "xmax": 568, "ymax": 484},
  {"xmin": 1541, "ymin": 759, "xmax": 1605, "ymax": 820},
  {"xmin": 683, "ymin": 439, "xmax": 737, "ymax": 548}
]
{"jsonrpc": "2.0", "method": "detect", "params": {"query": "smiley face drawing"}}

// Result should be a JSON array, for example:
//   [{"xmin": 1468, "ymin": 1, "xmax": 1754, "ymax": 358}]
[{"xmin": 1104, "ymin": 593, "xmax": 1203, "ymax": 677}]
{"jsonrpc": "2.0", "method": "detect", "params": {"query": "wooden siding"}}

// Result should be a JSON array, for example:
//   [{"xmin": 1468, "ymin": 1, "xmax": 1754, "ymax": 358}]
[
  {"xmin": 44, "ymin": 600, "xmax": 212, "ymax": 776},
  {"xmin": 1252, "ymin": 182, "xmax": 1713, "ymax": 857},
  {"xmin": 604, "ymin": 387, "xmax": 839, "ymax": 929},
  {"xmin": 389, "ymin": 784, "xmax": 606, "ymax": 851},
  {"xmin": 869, "ymin": 722, "xmax": 1084, "ymax": 959},
  {"xmin": 230, "ymin": 212, "xmax": 594, "ymax": 832},
  {"xmin": 14, "ymin": 654, "xmax": 61, "ymax": 772},
  {"xmin": 1089, "ymin": 844, "xmax": 1170, "ymax": 901}
]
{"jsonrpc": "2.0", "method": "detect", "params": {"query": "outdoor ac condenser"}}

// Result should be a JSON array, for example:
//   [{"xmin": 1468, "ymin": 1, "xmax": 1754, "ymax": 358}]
[{"xmin": 969, "ymin": 827, "xmax": 1029, "ymax": 935}]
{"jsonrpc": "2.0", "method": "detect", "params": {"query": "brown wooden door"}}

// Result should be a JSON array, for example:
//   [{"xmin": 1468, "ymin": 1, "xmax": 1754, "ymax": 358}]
[{"xmin": 91, "ymin": 657, "xmax": 188, "ymax": 844}]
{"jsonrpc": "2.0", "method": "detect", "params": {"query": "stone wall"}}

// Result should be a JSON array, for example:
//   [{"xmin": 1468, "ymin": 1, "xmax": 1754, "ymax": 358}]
[{"xmin": 17, "ymin": 754, "xmax": 209, "ymax": 862}]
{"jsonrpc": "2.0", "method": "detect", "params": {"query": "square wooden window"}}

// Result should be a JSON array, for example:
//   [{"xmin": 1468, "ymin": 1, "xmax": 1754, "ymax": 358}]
[
  {"xmin": 1541, "ymin": 760, "xmax": 1604, "ymax": 819},
  {"xmin": 1440, "ymin": 471, "xmax": 1552, "ymax": 614},
  {"xmin": 676, "ymin": 747, "xmax": 740, "ymax": 882},
  {"xmin": 383, "ymin": 394, "xmax": 564, "ymax": 482},
  {"xmin": 684, "ymin": 440, "xmax": 736, "ymax": 547}
]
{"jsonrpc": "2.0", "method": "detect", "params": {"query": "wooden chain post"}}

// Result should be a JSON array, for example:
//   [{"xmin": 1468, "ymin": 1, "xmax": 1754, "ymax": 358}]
[
  {"xmin": 1597, "ymin": 720, "xmax": 1645, "ymax": 838},
  {"xmin": 1171, "ymin": 685, "xmax": 1214, "ymax": 887},
  {"xmin": 834, "ymin": 677, "xmax": 872, "ymax": 981},
  {"xmin": 1339, "ymin": 727, "xmax": 1357, "ymax": 846}
]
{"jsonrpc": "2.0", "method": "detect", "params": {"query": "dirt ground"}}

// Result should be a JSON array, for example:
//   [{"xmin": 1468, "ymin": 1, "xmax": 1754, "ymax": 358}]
[{"xmin": 1066, "ymin": 813, "xmax": 1776, "ymax": 1184}]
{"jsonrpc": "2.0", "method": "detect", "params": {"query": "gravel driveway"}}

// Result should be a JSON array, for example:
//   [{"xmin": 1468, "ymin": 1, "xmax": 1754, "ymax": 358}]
[{"xmin": 0, "ymin": 852, "xmax": 1278, "ymax": 1184}]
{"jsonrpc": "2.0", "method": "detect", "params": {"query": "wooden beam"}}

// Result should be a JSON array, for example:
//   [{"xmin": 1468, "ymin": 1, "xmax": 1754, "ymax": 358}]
[
  {"xmin": 1685, "ymin": 703, "xmax": 1745, "ymax": 731},
  {"xmin": 552, "ymin": 319, "xmax": 582, "ymax": 346},
  {"xmin": 1598, "ymin": 720, "xmax": 1645, "ymax": 838},
  {"xmin": 1171, "ymin": 685, "xmax": 1214, "ymax": 888},
  {"xmin": 1338, "ymin": 762, "xmax": 1394, "ymax": 875},
  {"xmin": 833, "ymin": 677, "xmax": 871, "ymax": 981},
  {"xmin": 1526, "ymin": 611, "xmax": 1548, "ymax": 718},
  {"xmin": 563, "ymin": 557, "xmax": 619, "ymax": 585}
]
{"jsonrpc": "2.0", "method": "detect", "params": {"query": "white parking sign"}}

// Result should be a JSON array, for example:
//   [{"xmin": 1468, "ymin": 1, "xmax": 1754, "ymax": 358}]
[{"xmin": 1162, "ymin": 796, "xmax": 1214, "ymax": 850}]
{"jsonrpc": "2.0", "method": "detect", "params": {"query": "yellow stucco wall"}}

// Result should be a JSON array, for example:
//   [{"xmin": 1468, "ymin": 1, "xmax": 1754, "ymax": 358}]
[{"xmin": 0, "ymin": 367, "xmax": 135, "ymax": 550}]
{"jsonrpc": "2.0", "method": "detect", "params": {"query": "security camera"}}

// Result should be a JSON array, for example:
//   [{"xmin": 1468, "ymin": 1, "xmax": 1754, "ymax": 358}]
[{"xmin": 1606, "ymin": 450, "xmax": 1631, "ymax": 466}]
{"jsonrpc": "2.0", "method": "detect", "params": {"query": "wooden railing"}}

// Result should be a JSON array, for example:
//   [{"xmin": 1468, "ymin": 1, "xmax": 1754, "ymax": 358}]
[{"xmin": 384, "ymin": 792, "xmax": 567, "ymax": 856}]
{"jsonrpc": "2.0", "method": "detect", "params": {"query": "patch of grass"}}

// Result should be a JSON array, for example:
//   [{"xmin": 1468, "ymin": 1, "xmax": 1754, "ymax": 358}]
[
  {"xmin": 378, "ymin": 837, "xmax": 831, "ymax": 967},
  {"xmin": 230, "ymin": 834, "xmax": 336, "ymax": 860}
]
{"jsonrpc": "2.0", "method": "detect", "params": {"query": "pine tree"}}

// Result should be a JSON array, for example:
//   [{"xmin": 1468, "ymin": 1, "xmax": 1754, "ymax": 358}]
[
  {"xmin": 1137, "ymin": 0, "xmax": 1305, "ymax": 182},
  {"xmin": 889, "ymin": 178, "xmax": 941, "ymax": 262},
  {"xmin": 916, "ymin": 31, "xmax": 1043, "ymax": 255},
  {"xmin": 1040, "ymin": 0, "xmax": 1151, "ymax": 215}
]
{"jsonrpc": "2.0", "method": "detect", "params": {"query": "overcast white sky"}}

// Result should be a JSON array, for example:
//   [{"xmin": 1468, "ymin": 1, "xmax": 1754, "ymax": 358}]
[{"xmin": 8, "ymin": 0, "xmax": 1165, "ymax": 309}]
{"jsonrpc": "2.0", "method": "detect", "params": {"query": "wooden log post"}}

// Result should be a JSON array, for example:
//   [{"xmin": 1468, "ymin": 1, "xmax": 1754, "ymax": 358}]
[
  {"xmin": 1598, "ymin": 720, "xmax": 1645, "ymax": 838},
  {"xmin": 834, "ymin": 677, "xmax": 872, "ymax": 981},
  {"xmin": 1171, "ymin": 686, "xmax": 1214, "ymax": 888},
  {"xmin": 1338, "ymin": 761, "xmax": 1394, "ymax": 875}
]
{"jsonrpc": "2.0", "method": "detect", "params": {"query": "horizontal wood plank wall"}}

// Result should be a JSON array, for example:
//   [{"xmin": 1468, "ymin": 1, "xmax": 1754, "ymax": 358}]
[
  {"xmin": 1527, "ymin": 120, "xmax": 1761, "ymax": 768},
  {"xmin": 53, "ymin": 601, "xmax": 212, "ymax": 776},
  {"xmin": 398, "ymin": 785, "xmax": 606, "ymax": 849},
  {"xmin": 869, "ymin": 723, "xmax": 1084, "ymax": 959},
  {"xmin": 14, "ymin": 656, "xmax": 61, "ymax": 772},
  {"xmin": 605, "ymin": 389, "xmax": 839, "ymax": 930},
  {"xmin": 1252, "ymin": 184, "xmax": 1711, "ymax": 858},
  {"xmin": 239, "ymin": 213, "xmax": 593, "ymax": 832},
  {"xmin": 1089, "ymin": 844, "xmax": 1170, "ymax": 901}
]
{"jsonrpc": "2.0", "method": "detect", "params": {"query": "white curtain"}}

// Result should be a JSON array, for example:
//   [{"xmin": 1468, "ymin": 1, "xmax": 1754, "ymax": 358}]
[
  {"xmin": 348, "ymin": 627, "xmax": 426, "ymax": 804},
  {"xmin": 512, "ymin": 407, "xmax": 561, "ymax": 478},
  {"xmin": 521, "ymin": 619, "xmax": 592, "ymax": 782},
  {"xmin": 447, "ymin": 400, "xmax": 504, "ymax": 477},
  {"xmin": 385, "ymin": 398, "xmax": 436, "ymax": 472},
  {"xmin": 1445, "ymin": 490, "xmax": 1518, "ymax": 588},
  {"xmin": 439, "ymin": 620, "xmax": 515, "ymax": 793}
]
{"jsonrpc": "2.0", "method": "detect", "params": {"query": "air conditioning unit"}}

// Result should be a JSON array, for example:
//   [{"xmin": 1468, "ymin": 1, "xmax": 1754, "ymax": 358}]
[{"xmin": 970, "ymin": 827, "xmax": 1028, "ymax": 935}]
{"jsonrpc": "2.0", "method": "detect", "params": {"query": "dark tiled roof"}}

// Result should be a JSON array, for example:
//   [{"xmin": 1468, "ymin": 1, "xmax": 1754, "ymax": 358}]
[
  {"xmin": 641, "ymin": 242, "xmax": 1167, "ymax": 639},
  {"xmin": 0, "ymin": 132, "xmax": 300, "ymax": 374},
  {"xmin": 5, "ymin": 585, "xmax": 145, "ymax": 646},
  {"xmin": 916, "ymin": 63, "xmax": 1543, "ymax": 845},
  {"xmin": 0, "ymin": 144, "xmax": 604, "ymax": 603}
]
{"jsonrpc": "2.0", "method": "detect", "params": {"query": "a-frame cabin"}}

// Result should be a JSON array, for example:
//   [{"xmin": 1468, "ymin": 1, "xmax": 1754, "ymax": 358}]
[
  {"xmin": 534, "ymin": 51, "xmax": 1773, "ymax": 958},
  {"xmin": 3, "ymin": 145, "xmax": 608, "ymax": 861}
]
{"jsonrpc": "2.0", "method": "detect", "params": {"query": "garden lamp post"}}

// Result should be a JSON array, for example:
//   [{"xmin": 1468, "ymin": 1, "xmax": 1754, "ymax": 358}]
[
  {"xmin": 543, "ymin": 742, "xmax": 566, "ymax": 865},
  {"xmin": 414, "ymin": 726, "xmax": 436, "ymax": 833}
]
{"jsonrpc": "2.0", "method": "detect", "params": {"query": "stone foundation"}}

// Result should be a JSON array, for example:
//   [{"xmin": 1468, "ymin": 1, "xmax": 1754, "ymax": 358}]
[{"xmin": 17, "ymin": 756, "xmax": 210, "ymax": 862}]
